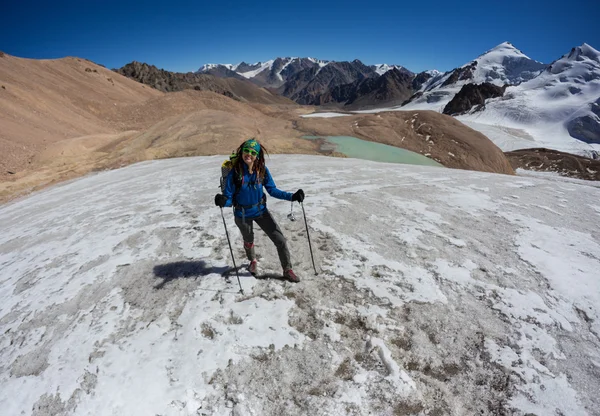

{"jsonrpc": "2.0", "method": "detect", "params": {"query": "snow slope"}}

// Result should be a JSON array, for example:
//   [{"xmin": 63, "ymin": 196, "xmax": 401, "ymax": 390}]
[
  {"xmin": 1, "ymin": 155, "xmax": 599, "ymax": 415},
  {"xmin": 236, "ymin": 60, "xmax": 275, "ymax": 79},
  {"xmin": 459, "ymin": 43, "xmax": 600, "ymax": 156}
]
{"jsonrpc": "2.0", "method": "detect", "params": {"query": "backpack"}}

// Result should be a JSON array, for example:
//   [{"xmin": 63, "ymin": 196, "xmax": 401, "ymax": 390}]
[{"xmin": 220, "ymin": 152, "xmax": 240, "ymax": 193}]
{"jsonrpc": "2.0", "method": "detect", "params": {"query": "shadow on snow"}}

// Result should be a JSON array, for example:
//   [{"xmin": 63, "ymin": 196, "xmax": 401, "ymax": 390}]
[
  {"xmin": 152, "ymin": 260, "xmax": 230, "ymax": 289},
  {"xmin": 152, "ymin": 260, "xmax": 289, "ymax": 290}
]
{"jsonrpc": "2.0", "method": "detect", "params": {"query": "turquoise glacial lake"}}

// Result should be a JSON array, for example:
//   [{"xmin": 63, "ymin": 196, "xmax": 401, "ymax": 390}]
[{"xmin": 302, "ymin": 136, "xmax": 443, "ymax": 167}]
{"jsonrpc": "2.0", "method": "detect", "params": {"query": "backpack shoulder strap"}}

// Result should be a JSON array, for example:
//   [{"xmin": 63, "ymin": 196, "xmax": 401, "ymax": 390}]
[{"xmin": 230, "ymin": 168, "xmax": 244, "ymax": 206}]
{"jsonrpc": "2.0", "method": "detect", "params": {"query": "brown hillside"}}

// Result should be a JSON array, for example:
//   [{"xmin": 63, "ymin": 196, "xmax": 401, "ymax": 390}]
[
  {"xmin": 0, "ymin": 54, "xmax": 162, "ymax": 176},
  {"xmin": 505, "ymin": 147, "xmax": 600, "ymax": 181}
]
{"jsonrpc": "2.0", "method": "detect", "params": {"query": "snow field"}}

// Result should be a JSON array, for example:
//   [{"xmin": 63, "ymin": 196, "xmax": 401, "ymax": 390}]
[{"xmin": 0, "ymin": 155, "xmax": 599, "ymax": 415}]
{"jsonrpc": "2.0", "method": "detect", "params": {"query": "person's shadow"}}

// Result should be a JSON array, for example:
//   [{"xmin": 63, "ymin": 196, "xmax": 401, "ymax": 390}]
[
  {"xmin": 152, "ymin": 260, "xmax": 288, "ymax": 288},
  {"xmin": 152, "ymin": 261, "xmax": 234, "ymax": 289}
]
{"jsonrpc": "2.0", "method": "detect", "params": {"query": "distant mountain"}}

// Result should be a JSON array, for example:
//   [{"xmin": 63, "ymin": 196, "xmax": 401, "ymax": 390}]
[
  {"xmin": 197, "ymin": 64, "xmax": 246, "ymax": 80},
  {"xmin": 403, "ymin": 42, "xmax": 547, "ymax": 110},
  {"xmin": 200, "ymin": 57, "xmax": 417, "ymax": 106},
  {"xmin": 458, "ymin": 43, "xmax": 600, "ymax": 150},
  {"xmin": 198, "ymin": 56, "xmax": 446, "ymax": 108},
  {"xmin": 199, "ymin": 57, "xmax": 329, "ymax": 88},
  {"xmin": 280, "ymin": 59, "xmax": 378, "ymax": 105},
  {"xmin": 370, "ymin": 64, "xmax": 408, "ymax": 76},
  {"xmin": 194, "ymin": 43, "xmax": 600, "ymax": 149},
  {"xmin": 114, "ymin": 61, "xmax": 294, "ymax": 105},
  {"xmin": 324, "ymin": 68, "xmax": 415, "ymax": 108}
]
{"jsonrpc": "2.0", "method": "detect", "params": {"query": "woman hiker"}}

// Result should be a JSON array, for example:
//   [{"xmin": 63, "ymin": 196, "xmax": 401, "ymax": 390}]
[{"xmin": 214, "ymin": 138, "xmax": 305, "ymax": 282}]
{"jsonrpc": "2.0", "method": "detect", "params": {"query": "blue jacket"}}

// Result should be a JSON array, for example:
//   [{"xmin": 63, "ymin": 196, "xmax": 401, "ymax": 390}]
[{"xmin": 223, "ymin": 164, "xmax": 292, "ymax": 218}]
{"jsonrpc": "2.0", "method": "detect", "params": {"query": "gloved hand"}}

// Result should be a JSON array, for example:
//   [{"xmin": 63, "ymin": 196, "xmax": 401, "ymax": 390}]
[
  {"xmin": 292, "ymin": 189, "xmax": 305, "ymax": 203},
  {"xmin": 214, "ymin": 194, "xmax": 227, "ymax": 208}
]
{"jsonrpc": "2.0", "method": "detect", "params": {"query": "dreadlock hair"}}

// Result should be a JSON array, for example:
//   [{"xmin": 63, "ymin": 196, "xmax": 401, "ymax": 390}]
[{"xmin": 232, "ymin": 139, "xmax": 269, "ymax": 181}]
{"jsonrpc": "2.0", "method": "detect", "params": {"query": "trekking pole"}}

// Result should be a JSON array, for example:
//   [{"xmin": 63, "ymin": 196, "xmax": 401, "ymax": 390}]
[
  {"xmin": 300, "ymin": 201, "xmax": 318, "ymax": 275},
  {"xmin": 220, "ymin": 207, "xmax": 244, "ymax": 294}
]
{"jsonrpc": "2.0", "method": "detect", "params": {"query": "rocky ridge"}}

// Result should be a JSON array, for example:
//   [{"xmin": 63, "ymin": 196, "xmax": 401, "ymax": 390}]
[
  {"xmin": 443, "ymin": 83, "xmax": 507, "ymax": 115},
  {"xmin": 115, "ymin": 61, "xmax": 292, "ymax": 105}
]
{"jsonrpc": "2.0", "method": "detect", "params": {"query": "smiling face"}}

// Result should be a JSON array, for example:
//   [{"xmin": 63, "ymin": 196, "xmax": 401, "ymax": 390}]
[{"xmin": 242, "ymin": 147, "xmax": 258, "ymax": 167}]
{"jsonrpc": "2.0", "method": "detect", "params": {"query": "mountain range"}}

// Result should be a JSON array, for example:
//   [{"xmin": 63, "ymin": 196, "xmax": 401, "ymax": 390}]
[
  {"xmin": 1, "ymin": 41, "xmax": 598, "ymax": 203},
  {"xmin": 189, "ymin": 42, "xmax": 600, "ymax": 150},
  {"xmin": 114, "ymin": 42, "xmax": 599, "ymax": 152},
  {"xmin": 198, "ymin": 57, "xmax": 418, "ymax": 108},
  {"xmin": 1, "ymin": 52, "xmax": 518, "ymax": 203}
]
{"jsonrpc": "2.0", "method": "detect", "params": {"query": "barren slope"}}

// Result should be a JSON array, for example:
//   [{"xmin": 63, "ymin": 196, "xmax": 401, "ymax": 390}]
[{"xmin": 0, "ymin": 54, "xmax": 162, "ymax": 176}]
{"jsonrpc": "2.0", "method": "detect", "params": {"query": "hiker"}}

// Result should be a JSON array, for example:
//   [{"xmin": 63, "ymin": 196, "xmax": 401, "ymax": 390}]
[{"xmin": 214, "ymin": 138, "xmax": 305, "ymax": 282}]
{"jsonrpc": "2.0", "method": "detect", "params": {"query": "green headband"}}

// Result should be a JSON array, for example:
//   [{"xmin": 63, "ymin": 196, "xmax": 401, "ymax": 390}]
[{"xmin": 244, "ymin": 139, "xmax": 261, "ymax": 153}]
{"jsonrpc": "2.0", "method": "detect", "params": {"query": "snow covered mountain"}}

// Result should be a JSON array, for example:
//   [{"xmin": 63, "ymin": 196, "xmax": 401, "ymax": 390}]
[
  {"xmin": 200, "ymin": 58, "xmax": 414, "ymax": 84},
  {"xmin": 458, "ymin": 43, "xmax": 600, "ymax": 155},
  {"xmin": 370, "ymin": 64, "xmax": 408, "ymax": 76},
  {"xmin": 363, "ymin": 42, "xmax": 599, "ymax": 157},
  {"xmin": 403, "ymin": 42, "xmax": 547, "ymax": 111},
  {"xmin": 1, "ymin": 155, "xmax": 599, "ymax": 415},
  {"xmin": 200, "ymin": 63, "xmax": 238, "ymax": 72},
  {"xmin": 198, "ymin": 57, "xmax": 415, "ymax": 105},
  {"xmin": 199, "ymin": 57, "xmax": 330, "ymax": 88}
]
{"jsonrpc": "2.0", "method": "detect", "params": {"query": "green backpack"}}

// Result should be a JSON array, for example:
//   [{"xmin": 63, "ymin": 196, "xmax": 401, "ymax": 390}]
[{"xmin": 220, "ymin": 152, "xmax": 247, "ymax": 198}]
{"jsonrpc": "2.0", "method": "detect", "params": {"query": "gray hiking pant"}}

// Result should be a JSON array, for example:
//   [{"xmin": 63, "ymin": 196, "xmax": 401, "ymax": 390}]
[{"xmin": 234, "ymin": 209, "xmax": 292, "ymax": 271}]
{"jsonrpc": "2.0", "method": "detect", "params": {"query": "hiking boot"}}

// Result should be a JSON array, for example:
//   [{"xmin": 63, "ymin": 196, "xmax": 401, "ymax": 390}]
[
  {"xmin": 283, "ymin": 269, "xmax": 300, "ymax": 283},
  {"xmin": 248, "ymin": 259, "xmax": 258, "ymax": 276}
]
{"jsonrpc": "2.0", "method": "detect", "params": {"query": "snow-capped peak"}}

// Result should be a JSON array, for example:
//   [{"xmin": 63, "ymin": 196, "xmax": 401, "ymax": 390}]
[
  {"xmin": 478, "ymin": 41, "xmax": 528, "ymax": 59},
  {"xmin": 372, "ymin": 64, "xmax": 405, "ymax": 76},
  {"xmin": 419, "ymin": 42, "xmax": 546, "ymax": 94},
  {"xmin": 565, "ymin": 43, "xmax": 600, "ymax": 63},
  {"xmin": 200, "ymin": 63, "xmax": 236, "ymax": 72},
  {"xmin": 275, "ymin": 58, "xmax": 298, "ymax": 81},
  {"xmin": 458, "ymin": 42, "xmax": 546, "ymax": 86}
]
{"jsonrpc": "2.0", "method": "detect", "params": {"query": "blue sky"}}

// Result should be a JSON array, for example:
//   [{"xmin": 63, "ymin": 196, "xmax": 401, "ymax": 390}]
[{"xmin": 2, "ymin": 0, "xmax": 599, "ymax": 73}]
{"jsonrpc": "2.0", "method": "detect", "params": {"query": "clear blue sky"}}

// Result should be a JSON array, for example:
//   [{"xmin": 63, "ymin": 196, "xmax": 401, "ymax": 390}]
[{"xmin": 2, "ymin": 0, "xmax": 599, "ymax": 73}]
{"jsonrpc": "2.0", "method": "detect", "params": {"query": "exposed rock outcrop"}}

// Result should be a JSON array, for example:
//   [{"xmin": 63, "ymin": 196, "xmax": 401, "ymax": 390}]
[
  {"xmin": 323, "ymin": 68, "xmax": 414, "ymax": 108},
  {"xmin": 115, "ymin": 61, "xmax": 293, "ymax": 105},
  {"xmin": 411, "ymin": 71, "xmax": 433, "ymax": 91},
  {"xmin": 441, "ymin": 62, "xmax": 478, "ymax": 87},
  {"xmin": 443, "ymin": 83, "xmax": 507, "ymax": 115}
]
